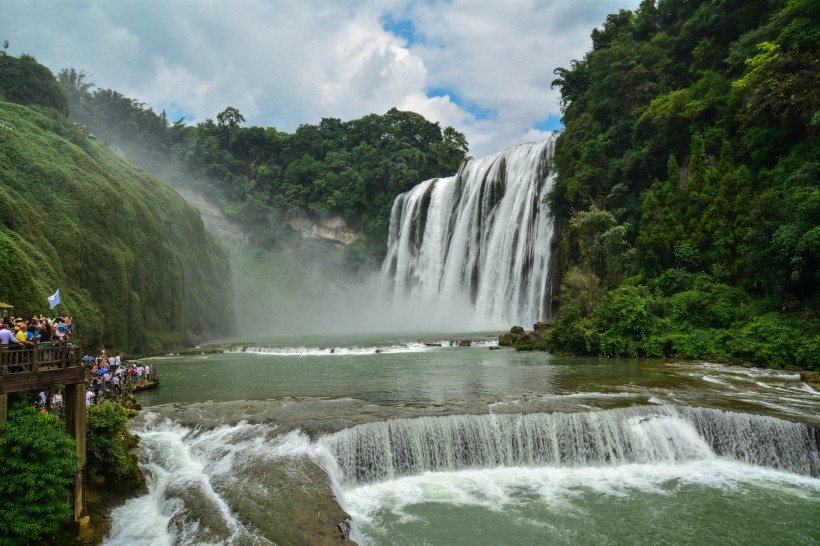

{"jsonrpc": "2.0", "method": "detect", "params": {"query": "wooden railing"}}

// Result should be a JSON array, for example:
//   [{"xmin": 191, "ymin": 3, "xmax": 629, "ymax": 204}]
[{"xmin": 0, "ymin": 340, "xmax": 83, "ymax": 376}]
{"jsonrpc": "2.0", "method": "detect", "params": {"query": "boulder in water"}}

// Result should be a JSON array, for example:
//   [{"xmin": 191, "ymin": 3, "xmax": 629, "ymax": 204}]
[{"xmin": 499, "ymin": 325, "xmax": 547, "ymax": 350}]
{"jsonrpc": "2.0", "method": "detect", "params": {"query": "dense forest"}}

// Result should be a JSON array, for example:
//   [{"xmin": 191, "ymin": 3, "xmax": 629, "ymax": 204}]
[
  {"xmin": 57, "ymin": 71, "xmax": 468, "ymax": 265},
  {"xmin": 0, "ymin": 52, "xmax": 234, "ymax": 353},
  {"xmin": 542, "ymin": 0, "xmax": 818, "ymax": 368}
]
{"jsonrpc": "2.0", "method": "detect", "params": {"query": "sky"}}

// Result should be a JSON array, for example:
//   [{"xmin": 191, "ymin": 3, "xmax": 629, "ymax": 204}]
[{"xmin": 4, "ymin": 0, "xmax": 640, "ymax": 157}]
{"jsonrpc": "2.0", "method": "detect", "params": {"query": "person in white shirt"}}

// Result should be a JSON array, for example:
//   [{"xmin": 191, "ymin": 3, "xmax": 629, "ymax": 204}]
[{"xmin": 52, "ymin": 389, "xmax": 64, "ymax": 417}]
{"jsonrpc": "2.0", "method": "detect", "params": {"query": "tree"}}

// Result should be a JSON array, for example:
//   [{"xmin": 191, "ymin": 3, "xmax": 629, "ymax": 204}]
[
  {"xmin": 57, "ymin": 67, "xmax": 95, "ymax": 116},
  {"xmin": 0, "ymin": 403, "xmax": 78, "ymax": 545},
  {"xmin": 0, "ymin": 53, "xmax": 68, "ymax": 116},
  {"xmin": 217, "ymin": 106, "xmax": 245, "ymax": 128}
]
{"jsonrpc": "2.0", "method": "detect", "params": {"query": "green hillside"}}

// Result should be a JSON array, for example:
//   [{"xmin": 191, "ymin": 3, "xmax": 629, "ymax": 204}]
[
  {"xmin": 0, "ymin": 94, "xmax": 234, "ymax": 352},
  {"xmin": 540, "ymin": 0, "xmax": 819, "ymax": 368}
]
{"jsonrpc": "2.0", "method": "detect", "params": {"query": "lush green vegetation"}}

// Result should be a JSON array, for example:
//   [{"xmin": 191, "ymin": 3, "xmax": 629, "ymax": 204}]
[
  {"xmin": 0, "ymin": 403, "xmax": 78, "ymax": 546},
  {"xmin": 0, "ymin": 54, "xmax": 234, "ymax": 353},
  {"xmin": 0, "ymin": 49, "xmax": 67, "ymax": 117},
  {"xmin": 86, "ymin": 401, "xmax": 143, "ymax": 491},
  {"xmin": 58, "ymin": 72, "xmax": 468, "ymax": 264},
  {"xmin": 543, "ymin": 0, "xmax": 819, "ymax": 369}
]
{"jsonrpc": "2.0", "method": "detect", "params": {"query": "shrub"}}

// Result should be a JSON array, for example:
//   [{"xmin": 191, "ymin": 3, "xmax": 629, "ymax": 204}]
[
  {"xmin": 650, "ymin": 268, "xmax": 697, "ymax": 296},
  {"xmin": 556, "ymin": 266, "xmax": 605, "ymax": 314},
  {"xmin": 0, "ymin": 403, "xmax": 78, "ymax": 546},
  {"xmin": 731, "ymin": 314, "xmax": 818, "ymax": 369},
  {"xmin": 86, "ymin": 401, "xmax": 142, "ymax": 490},
  {"xmin": 546, "ymin": 303, "xmax": 598, "ymax": 354}
]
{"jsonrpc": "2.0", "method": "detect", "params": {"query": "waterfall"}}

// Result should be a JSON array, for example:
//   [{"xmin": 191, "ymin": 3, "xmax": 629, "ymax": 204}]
[
  {"xmin": 319, "ymin": 406, "xmax": 820, "ymax": 484},
  {"xmin": 380, "ymin": 138, "xmax": 557, "ymax": 328}
]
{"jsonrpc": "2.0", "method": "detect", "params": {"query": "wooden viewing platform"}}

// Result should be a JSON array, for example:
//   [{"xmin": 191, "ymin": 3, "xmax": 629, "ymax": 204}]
[
  {"xmin": 0, "ymin": 340, "xmax": 87, "ymax": 522},
  {"xmin": 0, "ymin": 341, "xmax": 85, "ymax": 394}
]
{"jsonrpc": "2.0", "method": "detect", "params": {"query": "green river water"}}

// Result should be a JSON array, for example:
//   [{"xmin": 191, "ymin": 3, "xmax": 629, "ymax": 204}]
[{"xmin": 105, "ymin": 334, "xmax": 820, "ymax": 545}]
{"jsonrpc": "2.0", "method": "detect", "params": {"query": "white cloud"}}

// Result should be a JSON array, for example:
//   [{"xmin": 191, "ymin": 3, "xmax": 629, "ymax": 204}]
[{"xmin": 4, "ymin": 0, "xmax": 639, "ymax": 157}]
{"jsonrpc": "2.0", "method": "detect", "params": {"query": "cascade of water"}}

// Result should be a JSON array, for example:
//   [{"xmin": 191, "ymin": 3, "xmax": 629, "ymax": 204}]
[
  {"xmin": 319, "ymin": 406, "xmax": 820, "ymax": 485},
  {"xmin": 380, "ymin": 138, "xmax": 557, "ymax": 328}
]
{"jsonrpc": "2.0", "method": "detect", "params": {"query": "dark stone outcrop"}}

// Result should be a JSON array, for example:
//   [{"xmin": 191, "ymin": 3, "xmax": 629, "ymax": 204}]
[
  {"xmin": 533, "ymin": 321, "xmax": 553, "ymax": 332},
  {"xmin": 499, "ymin": 322, "xmax": 552, "ymax": 350}
]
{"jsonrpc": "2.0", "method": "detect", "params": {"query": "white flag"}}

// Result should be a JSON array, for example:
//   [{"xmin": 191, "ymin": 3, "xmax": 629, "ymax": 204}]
[{"xmin": 48, "ymin": 289, "xmax": 61, "ymax": 309}]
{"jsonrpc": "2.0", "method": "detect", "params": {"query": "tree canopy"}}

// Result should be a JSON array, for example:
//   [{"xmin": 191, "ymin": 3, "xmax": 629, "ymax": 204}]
[
  {"xmin": 542, "ymin": 0, "xmax": 819, "ymax": 367},
  {"xmin": 57, "ymin": 77, "xmax": 469, "ymax": 263}
]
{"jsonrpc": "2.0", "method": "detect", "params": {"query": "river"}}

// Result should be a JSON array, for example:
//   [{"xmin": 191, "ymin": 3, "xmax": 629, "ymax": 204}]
[{"xmin": 104, "ymin": 333, "xmax": 820, "ymax": 545}]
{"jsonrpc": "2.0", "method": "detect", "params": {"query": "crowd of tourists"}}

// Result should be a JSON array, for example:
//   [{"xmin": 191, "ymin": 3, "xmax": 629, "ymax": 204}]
[
  {"xmin": 84, "ymin": 351, "xmax": 155, "ymax": 406},
  {"xmin": 0, "ymin": 315, "xmax": 74, "ymax": 347},
  {"xmin": 1, "ymin": 314, "xmax": 158, "ymax": 411}
]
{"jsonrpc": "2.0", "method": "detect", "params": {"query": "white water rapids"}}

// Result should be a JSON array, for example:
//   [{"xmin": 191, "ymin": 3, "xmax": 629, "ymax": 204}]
[
  {"xmin": 380, "ymin": 138, "xmax": 557, "ymax": 329},
  {"xmin": 105, "ymin": 405, "xmax": 820, "ymax": 545}
]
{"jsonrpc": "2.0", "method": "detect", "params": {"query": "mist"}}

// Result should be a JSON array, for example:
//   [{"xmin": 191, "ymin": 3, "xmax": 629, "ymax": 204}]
[
  {"xmin": 108, "ymin": 139, "xmax": 502, "ymax": 339},
  {"xmin": 106, "ymin": 128, "xmax": 559, "ymax": 342},
  {"xmin": 229, "ymin": 243, "xmax": 504, "ymax": 340}
]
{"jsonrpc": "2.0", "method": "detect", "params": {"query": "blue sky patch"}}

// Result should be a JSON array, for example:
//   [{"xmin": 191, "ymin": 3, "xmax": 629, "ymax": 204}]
[
  {"xmin": 163, "ymin": 103, "xmax": 190, "ymax": 125},
  {"xmin": 428, "ymin": 86, "xmax": 497, "ymax": 121},
  {"xmin": 535, "ymin": 115, "xmax": 564, "ymax": 131},
  {"xmin": 381, "ymin": 14, "xmax": 418, "ymax": 46}
]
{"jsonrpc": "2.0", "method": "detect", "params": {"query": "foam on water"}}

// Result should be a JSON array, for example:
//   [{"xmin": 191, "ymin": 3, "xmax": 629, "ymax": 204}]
[
  {"xmin": 227, "ymin": 343, "xmax": 432, "ymax": 356},
  {"xmin": 341, "ymin": 460, "xmax": 820, "ymax": 537}
]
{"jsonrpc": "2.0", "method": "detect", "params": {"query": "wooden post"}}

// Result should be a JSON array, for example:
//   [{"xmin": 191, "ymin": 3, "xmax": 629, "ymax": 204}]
[
  {"xmin": 64, "ymin": 382, "xmax": 86, "ymax": 521},
  {"xmin": 0, "ymin": 393, "xmax": 7, "ymax": 422}
]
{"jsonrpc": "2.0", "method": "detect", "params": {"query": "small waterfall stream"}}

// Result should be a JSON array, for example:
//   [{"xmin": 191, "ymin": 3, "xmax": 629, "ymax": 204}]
[
  {"xmin": 381, "ymin": 138, "xmax": 557, "ymax": 327},
  {"xmin": 320, "ymin": 406, "xmax": 820, "ymax": 484}
]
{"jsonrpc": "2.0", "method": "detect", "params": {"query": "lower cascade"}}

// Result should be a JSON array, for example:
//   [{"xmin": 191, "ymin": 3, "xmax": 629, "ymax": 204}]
[
  {"xmin": 319, "ymin": 406, "xmax": 820, "ymax": 484},
  {"xmin": 380, "ymin": 137, "xmax": 557, "ymax": 328}
]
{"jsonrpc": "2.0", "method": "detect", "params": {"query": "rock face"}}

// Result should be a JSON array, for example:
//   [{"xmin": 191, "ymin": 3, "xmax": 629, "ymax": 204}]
[
  {"xmin": 288, "ymin": 214, "xmax": 361, "ymax": 245},
  {"xmin": 499, "ymin": 322, "xmax": 552, "ymax": 349},
  {"xmin": 174, "ymin": 187, "xmax": 250, "ymax": 249},
  {"xmin": 801, "ymin": 371, "xmax": 820, "ymax": 390}
]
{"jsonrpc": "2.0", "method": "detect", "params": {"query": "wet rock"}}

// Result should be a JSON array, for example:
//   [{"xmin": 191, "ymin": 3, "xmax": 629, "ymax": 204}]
[
  {"xmin": 499, "ymin": 325, "xmax": 546, "ymax": 350},
  {"xmin": 165, "ymin": 480, "xmax": 234, "ymax": 544},
  {"xmin": 213, "ymin": 454, "xmax": 356, "ymax": 545},
  {"xmin": 801, "ymin": 371, "xmax": 820, "ymax": 390},
  {"xmin": 498, "ymin": 333, "xmax": 515, "ymax": 346},
  {"xmin": 533, "ymin": 321, "xmax": 553, "ymax": 332}
]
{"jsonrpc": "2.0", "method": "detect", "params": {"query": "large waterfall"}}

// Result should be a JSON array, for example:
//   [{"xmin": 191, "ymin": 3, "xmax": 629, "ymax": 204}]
[{"xmin": 381, "ymin": 138, "xmax": 557, "ymax": 328}]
